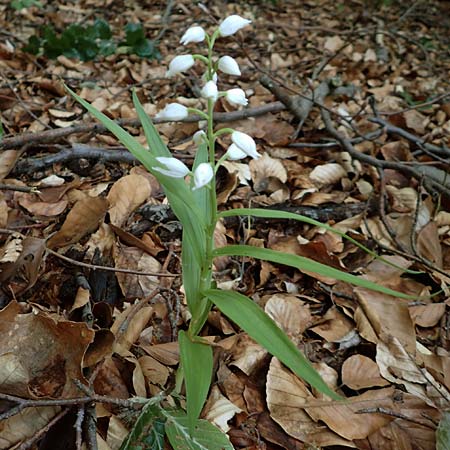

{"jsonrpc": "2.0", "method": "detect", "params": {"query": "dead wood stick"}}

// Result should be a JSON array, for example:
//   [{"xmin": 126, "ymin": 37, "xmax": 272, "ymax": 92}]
[{"xmin": 0, "ymin": 102, "xmax": 285, "ymax": 151}]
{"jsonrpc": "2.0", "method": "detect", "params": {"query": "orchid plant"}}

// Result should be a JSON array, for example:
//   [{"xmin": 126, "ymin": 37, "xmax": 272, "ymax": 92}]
[{"xmin": 67, "ymin": 14, "xmax": 418, "ymax": 445}]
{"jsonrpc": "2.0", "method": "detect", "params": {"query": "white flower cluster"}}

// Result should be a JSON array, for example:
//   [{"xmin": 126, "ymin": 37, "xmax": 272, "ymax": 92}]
[{"xmin": 153, "ymin": 14, "xmax": 259, "ymax": 191}]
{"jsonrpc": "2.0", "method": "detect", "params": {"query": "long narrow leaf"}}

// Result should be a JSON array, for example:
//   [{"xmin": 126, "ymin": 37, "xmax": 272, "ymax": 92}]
[
  {"xmin": 213, "ymin": 245, "xmax": 417, "ymax": 299},
  {"xmin": 205, "ymin": 288, "xmax": 340, "ymax": 400},
  {"xmin": 218, "ymin": 208, "xmax": 421, "ymax": 274},
  {"xmin": 179, "ymin": 331, "xmax": 213, "ymax": 434}
]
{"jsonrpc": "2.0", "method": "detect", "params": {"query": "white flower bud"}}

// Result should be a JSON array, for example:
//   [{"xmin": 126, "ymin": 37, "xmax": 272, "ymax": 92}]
[
  {"xmin": 166, "ymin": 55, "xmax": 195, "ymax": 77},
  {"xmin": 193, "ymin": 130, "xmax": 206, "ymax": 145},
  {"xmin": 226, "ymin": 143, "xmax": 247, "ymax": 160},
  {"xmin": 153, "ymin": 157, "xmax": 190, "ymax": 178},
  {"xmin": 231, "ymin": 131, "xmax": 260, "ymax": 159},
  {"xmin": 155, "ymin": 103, "xmax": 189, "ymax": 121},
  {"xmin": 193, "ymin": 163, "xmax": 213, "ymax": 190},
  {"xmin": 201, "ymin": 81, "xmax": 218, "ymax": 101},
  {"xmin": 225, "ymin": 88, "xmax": 248, "ymax": 106},
  {"xmin": 219, "ymin": 15, "xmax": 251, "ymax": 37},
  {"xmin": 180, "ymin": 26, "xmax": 206, "ymax": 45},
  {"xmin": 218, "ymin": 56, "xmax": 241, "ymax": 76}
]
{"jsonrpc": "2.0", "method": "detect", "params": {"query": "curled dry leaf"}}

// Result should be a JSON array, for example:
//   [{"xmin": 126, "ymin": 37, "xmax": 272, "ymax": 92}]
[
  {"xmin": 46, "ymin": 196, "xmax": 109, "ymax": 249},
  {"xmin": 138, "ymin": 355, "xmax": 170, "ymax": 387},
  {"xmin": 107, "ymin": 174, "xmax": 151, "ymax": 227},
  {"xmin": 310, "ymin": 307, "xmax": 354, "ymax": 343},
  {"xmin": 409, "ymin": 303, "xmax": 446, "ymax": 328},
  {"xmin": 16, "ymin": 193, "xmax": 68, "ymax": 217},
  {"xmin": 249, "ymin": 153, "xmax": 287, "ymax": 191},
  {"xmin": 139, "ymin": 341, "xmax": 179, "ymax": 365},
  {"xmin": 203, "ymin": 385, "xmax": 243, "ymax": 433},
  {"xmin": 0, "ymin": 301, "xmax": 94, "ymax": 399},
  {"xmin": 416, "ymin": 221, "xmax": 443, "ymax": 268},
  {"xmin": 309, "ymin": 163, "xmax": 347, "ymax": 186},
  {"xmin": 341, "ymin": 354, "xmax": 389, "ymax": 389}
]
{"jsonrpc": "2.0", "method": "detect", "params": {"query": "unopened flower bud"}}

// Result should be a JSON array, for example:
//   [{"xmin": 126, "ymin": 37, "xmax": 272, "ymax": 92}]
[
  {"xmin": 231, "ymin": 131, "xmax": 260, "ymax": 159},
  {"xmin": 153, "ymin": 157, "xmax": 190, "ymax": 178},
  {"xmin": 180, "ymin": 26, "xmax": 205, "ymax": 45},
  {"xmin": 218, "ymin": 56, "xmax": 241, "ymax": 76},
  {"xmin": 219, "ymin": 15, "xmax": 251, "ymax": 37},
  {"xmin": 193, "ymin": 130, "xmax": 206, "ymax": 145},
  {"xmin": 226, "ymin": 143, "xmax": 247, "ymax": 160},
  {"xmin": 155, "ymin": 103, "xmax": 189, "ymax": 121},
  {"xmin": 225, "ymin": 88, "xmax": 248, "ymax": 106},
  {"xmin": 193, "ymin": 163, "xmax": 213, "ymax": 190},
  {"xmin": 201, "ymin": 81, "xmax": 218, "ymax": 101},
  {"xmin": 166, "ymin": 55, "xmax": 195, "ymax": 77}
]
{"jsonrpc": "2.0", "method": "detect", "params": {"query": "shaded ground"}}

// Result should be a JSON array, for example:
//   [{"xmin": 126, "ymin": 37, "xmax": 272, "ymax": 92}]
[{"xmin": 0, "ymin": 0, "xmax": 450, "ymax": 449}]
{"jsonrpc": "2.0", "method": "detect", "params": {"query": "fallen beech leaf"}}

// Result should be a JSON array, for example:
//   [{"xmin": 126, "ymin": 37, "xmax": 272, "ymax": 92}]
[
  {"xmin": 140, "ymin": 341, "xmax": 179, "ymax": 365},
  {"xmin": 409, "ymin": 303, "xmax": 446, "ymax": 327},
  {"xmin": 107, "ymin": 174, "xmax": 151, "ymax": 227},
  {"xmin": 416, "ymin": 221, "xmax": 443, "ymax": 268},
  {"xmin": 47, "ymin": 196, "xmax": 108, "ymax": 249},
  {"xmin": 404, "ymin": 109, "xmax": 427, "ymax": 134},
  {"xmin": 309, "ymin": 163, "xmax": 347, "ymax": 186},
  {"xmin": 250, "ymin": 153, "xmax": 287, "ymax": 188},
  {"xmin": 264, "ymin": 294, "xmax": 312, "ymax": 344},
  {"xmin": 310, "ymin": 307, "xmax": 354, "ymax": 343},
  {"xmin": 113, "ymin": 245, "xmax": 161, "ymax": 298},
  {"xmin": 138, "ymin": 355, "xmax": 170, "ymax": 386},
  {"xmin": 342, "ymin": 355, "xmax": 389, "ymax": 389},
  {"xmin": 203, "ymin": 385, "xmax": 242, "ymax": 433},
  {"xmin": 106, "ymin": 416, "xmax": 129, "ymax": 450},
  {"xmin": 0, "ymin": 150, "xmax": 21, "ymax": 180},
  {"xmin": 0, "ymin": 301, "xmax": 94, "ymax": 398},
  {"xmin": 17, "ymin": 193, "xmax": 68, "ymax": 217}
]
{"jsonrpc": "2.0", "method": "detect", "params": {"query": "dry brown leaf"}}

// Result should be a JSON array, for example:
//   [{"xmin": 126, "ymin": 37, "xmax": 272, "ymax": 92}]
[
  {"xmin": 203, "ymin": 385, "xmax": 242, "ymax": 433},
  {"xmin": 409, "ymin": 303, "xmax": 446, "ymax": 327},
  {"xmin": 138, "ymin": 355, "xmax": 169, "ymax": 386},
  {"xmin": 111, "ymin": 304, "xmax": 153, "ymax": 356},
  {"xmin": 264, "ymin": 294, "xmax": 312, "ymax": 344},
  {"xmin": 0, "ymin": 150, "xmax": 22, "ymax": 180},
  {"xmin": 403, "ymin": 109, "xmax": 428, "ymax": 134},
  {"xmin": 140, "ymin": 341, "xmax": 179, "ymax": 365},
  {"xmin": 342, "ymin": 355, "xmax": 389, "ymax": 389},
  {"xmin": 249, "ymin": 153, "xmax": 287, "ymax": 191},
  {"xmin": 0, "ymin": 406, "xmax": 60, "ymax": 449},
  {"xmin": 355, "ymin": 288, "xmax": 416, "ymax": 353},
  {"xmin": 310, "ymin": 307, "xmax": 354, "ymax": 343},
  {"xmin": 17, "ymin": 193, "xmax": 68, "ymax": 217},
  {"xmin": 107, "ymin": 174, "xmax": 151, "ymax": 227},
  {"xmin": 416, "ymin": 221, "xmax": 443, "ymax": 268},
  {"xmin": 113, "ymin": 244, "xmax": 161, "ymax": 298},
  {"xmin": 106, "ymin": 416, "xmax": 129, "ymax": 450},
  {"xmin": 47, "ymin": 196, "xmax": 108, "ymax": 249},
  {"xmin": 217, "ymin": 362, "xmax": 246, "ymax": 411},
  {"xmin": 266, "ymin": 357, "xmax": 355, "ymax": 447},
  {"xmin": 309, "ymin": 163, "xmax": 347, "ymax": 186},
  {"xmin": 0, "ymin": 301, "xmax": 94, "ymax": 398}
]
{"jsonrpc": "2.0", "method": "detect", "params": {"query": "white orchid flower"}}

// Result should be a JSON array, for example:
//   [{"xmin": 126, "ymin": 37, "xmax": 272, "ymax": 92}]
[
  {"xmin": 219, "ymin": 15, "xmax": 251, "ymax": 37},
  {"xmin": 225, "ymin": 88, "xmax": 248, "ymax": 106},
  {"xmin": 201, "ymin": 81, "xmax": 218, "ymax": 101},
  {"xmin": 166, "ymin": 55, "xmax": 195, "ymax": 77},
  {"xmin": 155, "ymin": 103, "xmax": 189, "ymax": 121},
  {"xmin": 153, "ymin": 157, "xmax": 190, "ymax": 178},
  {"xmin": 180, "ymin": 26, "xmax": 206, "ymax": 45},
  {"xmin": 231, "ymin": 131, "xmax": 260, "ymax": 159},
  {"xmin": 193, "ymin": 130, "xmax": 206, "ymax": 145},
  {"xmin": 226, "ymin": 143, "xmax": 247, "ymax": 160},
  {"xmin": 193, "ymin": 163, "xmax": 213, "ymax": 190},
  {"xmin": 218, "ymin": 56, "xmax": 241, "ymax": 76}
]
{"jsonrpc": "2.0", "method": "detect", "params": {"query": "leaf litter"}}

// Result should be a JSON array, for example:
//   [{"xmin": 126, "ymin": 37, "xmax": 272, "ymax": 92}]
[{"xmin": 0, "ymin": 0, "xmax": 450, "ymax": 449}]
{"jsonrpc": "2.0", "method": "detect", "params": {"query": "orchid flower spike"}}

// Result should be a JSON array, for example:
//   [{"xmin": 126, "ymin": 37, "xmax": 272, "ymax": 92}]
[
  {"xmin": 155, "ymin": 103, "xmax": 189, "ymax": 121},
  {"xmin": 153, "ymin": 157, "xmax": 190, "ymax": 178},
  {"xmin": 218, "ymin": 56, "xmax": 241, "ymax": 76},
  {"xmin": 231, "ymin": 131, "xmax": 260, "ymax": 159},
  {"xmin": 219, "ymin": 15, "xmax": 251, "ymax": 37},
  {"xmin": 225, "ymin": 88, "xmax": 248, "ymax": 107},
  {"xmin": 226, "ymin": 143, "xmax": 247, "ymax": 160},
  {"xmin": 180, "ymin": 26, "xmax": 205, "ymax": 45},
  {"xmin": 201, "ymin": 81, "xmax": 218, "ymax": 101},
  {"xmin": 193, "ymin": 163, "xmax": 213, "ymax": 190},
  {"xmin": 166, "ymin": 55, "xmax": 195, "ymax": 77}
]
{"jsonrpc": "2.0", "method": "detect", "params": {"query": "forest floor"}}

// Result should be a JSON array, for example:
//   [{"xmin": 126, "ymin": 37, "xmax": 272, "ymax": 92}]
[{"xmin": 0, "ymin": 0, "xmax": 450, "ymax": 449}]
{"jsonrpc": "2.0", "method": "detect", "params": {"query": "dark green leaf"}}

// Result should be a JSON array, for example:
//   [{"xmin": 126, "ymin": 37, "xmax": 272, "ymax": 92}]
[
  {"xmin": 213, "ymin": 245, "xmax": 417, "ymax": 299},
  {"xmin": 205, "ymin": 288, "xmax": 340, "ymax": 400},
  {"xmin": 125, "ymin": 23, "xmax": 145, "ymax": 46},
  {"xmin": 437, "ymin": 411, "xmax": 450, "ymax": 450},
  {"xmin": 179, "ymin": 331, "xmax": 213, "ymax": 433}
]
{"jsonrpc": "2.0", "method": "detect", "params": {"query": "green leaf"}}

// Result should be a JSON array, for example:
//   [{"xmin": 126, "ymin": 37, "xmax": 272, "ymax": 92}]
[
  {"xmin": 164, "ymin": 410, "xmax": 234, "ymax": 450},
  {"xmin": 93, "ymin": 19, "xmax": 112, "ymax": 39},
  {"xmin": 125, "ymin": 23, "xmax": 145, "ymax": 46},
  {"xmin": 218, "ymin": 208, "xmax": 421, "ymax": 275},
  {"xmin": 179, "ymin": 331, "xmax": 213, "ymax": 434},
  {"xmin": 119, "ymin": 399, "xmax": 165, "ymax": 450},
  {"xmin": 213, "ymin": 245, "xmax": 417, "ymax": 299},
  {"xmin": 437, "ymin": 411, "xmax": 450, "ymax": 450},
  {"xmin": 205, "ymin": 288, "xmax": 340, "ymax": 400}
]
